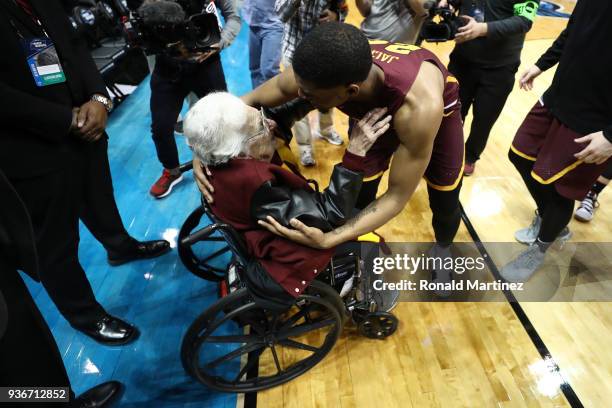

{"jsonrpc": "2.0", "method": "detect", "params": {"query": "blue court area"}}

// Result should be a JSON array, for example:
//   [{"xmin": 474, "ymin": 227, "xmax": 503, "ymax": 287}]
[{"xmin": 21, "ymin": 20, "xmax": 252, "ymax": 408}]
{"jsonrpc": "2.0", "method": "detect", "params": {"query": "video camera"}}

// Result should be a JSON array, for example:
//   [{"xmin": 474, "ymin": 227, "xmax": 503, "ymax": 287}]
[
  {"xmin": 420, "ymin": 0, "xmax": 464, "ymax": 43},
  {"xmin": 122, "ymin": 0, "xmax": 221, "ymax": 56}
]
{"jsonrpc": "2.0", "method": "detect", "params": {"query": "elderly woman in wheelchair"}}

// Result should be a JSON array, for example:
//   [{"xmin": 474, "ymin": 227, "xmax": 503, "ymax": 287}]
[{"xmin": 178, "ymin": 92, "xmax": 399, "ymax": 393}]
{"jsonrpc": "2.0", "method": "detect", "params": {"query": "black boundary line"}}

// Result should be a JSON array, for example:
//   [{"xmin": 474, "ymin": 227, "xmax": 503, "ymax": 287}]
[
  {"xmin": 243, "ymin": 346, "xmax": 259, "ymax": 408},
  {"xmin": 459, "ymin": 203, "xmax": 584, "ymax": 408}
]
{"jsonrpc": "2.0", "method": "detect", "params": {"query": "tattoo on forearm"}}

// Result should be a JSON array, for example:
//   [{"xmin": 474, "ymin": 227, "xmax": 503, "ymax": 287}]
[{"xmin": 331, "ymin": 201, "xmax": 378, "ymax": 236}]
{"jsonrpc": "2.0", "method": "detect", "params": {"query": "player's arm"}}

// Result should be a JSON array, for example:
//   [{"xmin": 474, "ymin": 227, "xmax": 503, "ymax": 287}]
[
  {"xmin": 259, "ymin": 63, "xmax": 445, "ymax": 248},
  {"xmin": 355, "ymin": 0, "xmax": 372, "ymax": 17},
  {"xmin": 241, "ymin": 67, "xmax": 300, "ymax": 108}
]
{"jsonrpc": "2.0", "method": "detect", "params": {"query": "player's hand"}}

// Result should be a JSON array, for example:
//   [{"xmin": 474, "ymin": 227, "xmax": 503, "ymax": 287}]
[
  {"xmin": 258, "ymin": 216, "xmax": 333, "ymax": 249},
  {"xmin": 193, "ymin": 157, "xmax": 215, "ymax": 203},
  {"xmin": 519, "ymin": 65, "xmax": 542, "ymax": 91},
  {"xmin": 319, "ymin": 9, "xmax": 338, "ymax": 23},
  {"xmin": 75, "ymin": 99, "xmax": 107, "ymax": 142},
  {"xmin": 454, "ymin": 16, "xmax": 487, "ymax": 44},
  {"xmin": 347, "ymin": 107, "xmax": 392, "ymax": 157},
  {"xmin": 574, "ymin": 131, "xmax": 612, "ymax": 165}
]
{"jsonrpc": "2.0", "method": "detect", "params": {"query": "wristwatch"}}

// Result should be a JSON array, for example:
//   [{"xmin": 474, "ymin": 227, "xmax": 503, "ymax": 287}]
[{"xmin": 91, "ymin": 94, "xmax": 113, "ymax": 112}]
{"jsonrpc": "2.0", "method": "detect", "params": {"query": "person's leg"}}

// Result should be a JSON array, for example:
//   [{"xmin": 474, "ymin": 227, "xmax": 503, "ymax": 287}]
[
  {"xmin": 317, "ymin": 108, "xmax": 343, "ymax": 145},
  {"xmin": 508, "ymin": 150, "xmax": 549, "ymax": 216},
  {"xmin": 150, "ymin": 70, "xmax": 188, "ymax": 171},
  {"xmin": 10, "ymin": 171, "xmax": 105, "ymax": 328},
  {"xmin": 0, "ymin": 263, "xmax": 74, "ymax": 402},
  {"xmin": 538, "ymin": 189, "xmax": 574, "ymax": 244},
  {"xmin": 259, "ymin": 25, "xmax": 283, "ymax": 83},
  {"xmin": 149, "ymin": 69, "xmax": 189, "ymax": 197},
  {"xmin": 190, "ymin": 54, "xmax": 228, "ymax": 98},
  {"xmin": 447, "ymin": 56, "xmax": 478, "ymax": 121},
  {"xmin": 355, "ymin": 176, "xmax": 383, "ymax": 210},
  {"xmin": 79, "ymin": 139, "xmax": 132, "ymax": 253},
  {"xmin": 248, "ymin": 25, "xmax": 264, "ymax": 88},
  {"xmin": 575, "ymin": 162, "xmax": 612, "ymax": 222},
  {"xmin": 427, "ymin": 182, "xmax": 462, "ymax": 247},
  {"xmin": 294, "ymin": 116, "xmax": 315, "ymax": 166},
  {"xmin": 465, "ymin": 64, "xmax": 517, "ymax": 165}
]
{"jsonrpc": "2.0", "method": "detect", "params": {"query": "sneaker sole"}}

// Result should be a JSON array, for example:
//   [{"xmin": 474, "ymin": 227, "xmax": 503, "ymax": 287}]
[
  {"xmin": 151, "ymin": 175, "xmax": 184, "ymax": 199},
  {"xmin": 316, "ymin": 133, "xmax": 344, "ymax": 146},
  {"xmin": 574, "ymin": 213, "xmax": 593, "ymax": 222}
]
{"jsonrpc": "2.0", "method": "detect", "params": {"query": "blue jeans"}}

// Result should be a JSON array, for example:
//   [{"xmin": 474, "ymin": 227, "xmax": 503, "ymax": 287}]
[{"xmin": 248, "ymin": 25, "xmax": 283, "ymax": 88}]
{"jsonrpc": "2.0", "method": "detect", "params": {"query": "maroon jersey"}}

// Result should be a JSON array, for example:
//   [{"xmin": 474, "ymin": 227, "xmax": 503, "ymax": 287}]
[{"xmin": 339, "ymin": 41, "xmax": 464, "ymax": 189}]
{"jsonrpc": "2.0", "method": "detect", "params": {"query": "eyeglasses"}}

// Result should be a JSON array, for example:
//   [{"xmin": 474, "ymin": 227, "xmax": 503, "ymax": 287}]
[{"xmin": 246, "ymin": 108, "xmax": 271, "ymax": 142}]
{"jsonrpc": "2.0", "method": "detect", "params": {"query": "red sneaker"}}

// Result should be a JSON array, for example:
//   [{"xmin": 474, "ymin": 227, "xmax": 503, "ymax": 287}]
[
  {"xmin": 150, "ymin": 169, "xmax": 183, "ymax": 198},
  {"xmin": 464, "ymin": 161, "xmax": 476, "ymax": 177}
]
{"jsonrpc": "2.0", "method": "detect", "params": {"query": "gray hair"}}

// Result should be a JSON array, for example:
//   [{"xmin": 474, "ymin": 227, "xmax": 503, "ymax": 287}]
[{"xmin": 184, "ymin": 92, "xmax": 248, "ymax": 166}]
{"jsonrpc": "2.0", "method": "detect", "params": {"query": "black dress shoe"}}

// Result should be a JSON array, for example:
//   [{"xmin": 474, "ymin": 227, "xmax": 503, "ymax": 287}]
[
  {"xmin": 107, "ymin": 239, "xmax": 171, "ymax": 266},
  {"xmin": 74, "ymin": 314, "xmax": 139, "ymax": 346},
  {"xmin": 75, "ymin": 381, "xmax": 124, "ymax": 408}
]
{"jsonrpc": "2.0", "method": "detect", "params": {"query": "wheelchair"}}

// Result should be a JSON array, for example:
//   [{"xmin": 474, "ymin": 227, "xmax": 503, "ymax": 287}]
[{"xmin": 178, "ymin": 203, "xmax": 399, "ymax": 393}]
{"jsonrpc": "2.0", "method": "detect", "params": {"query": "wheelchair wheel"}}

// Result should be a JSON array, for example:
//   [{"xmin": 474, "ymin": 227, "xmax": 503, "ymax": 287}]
[
  {"xmin": 181, "ymin": 284, "xmax": 343, "ymax": 392},
  {"xmin": 358, "ymin": 312, "xmax": 398, "ymax": 339},
  {"xmin": 178, "ymin": 206, "xmax": 230, "ymax": 282}
]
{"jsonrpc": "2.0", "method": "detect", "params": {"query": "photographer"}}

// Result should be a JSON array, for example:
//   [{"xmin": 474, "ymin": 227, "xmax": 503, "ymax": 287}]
[
  {"xmin": 145, "ymin": 0, "xmax": 241, "ymax": 198},
  {"xmin": 356, "ymin": 0, "xmax": 428, "ymax": 44},
  {"xmin": 447, "ymin": 0, "xmax": 539, "ymax": 176}
]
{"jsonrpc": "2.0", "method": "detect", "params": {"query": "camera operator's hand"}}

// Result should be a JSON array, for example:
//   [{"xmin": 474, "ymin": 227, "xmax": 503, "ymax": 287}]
[
  {"xmin": 454, "ymin": 16, "xmax": 487, "ymax": 44},
  {"xmin": 347, "ymin": 107, "xmax": 392, "ymax": 157},
  {"xmin": 193, "ymin": 43, "xmax": 220, "ymax": 63},
  {"xmin": 519, "ymin": 65, "xmax": 543, "ymax": 91},
  {"xmin": 74, "ymin": 98, "xmax": 107, "ymax": 142},
  {"xmin": 319, "ymin": 9, "xmax": 339, "ymax": 23},
  {"xmin": 193, "ymin": 156, "xmax": 215, "ymax": 203}
]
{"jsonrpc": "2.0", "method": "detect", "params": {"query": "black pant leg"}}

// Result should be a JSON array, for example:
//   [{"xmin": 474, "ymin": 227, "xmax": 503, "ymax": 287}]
[
  {"xmin": 601, "ymin": 161, "xmax": 612, "ymax": 180},
  {"xmin": 150, "ymin": 70, "xmax": 190, "ymax": 170},
  {"xmin": 79, "ymin": 138, "xmax": 133, "ymax": 254},
  {"xmin": 427, "ymin": 181, "xmax": 462, "ymax": 246},
  {"xmin": 509, "ymin": 150, "xmax": 551, "ymax": 216},
  {"xmin": 465, "ymin": 64, "xmax": 518, "ymax": 163},
  {"xmin": 448, "ymin": 56, "xmax": 479, "ymax": 121},
  {"xmin": 10, "ymin": 170, "xmax": 105, "ymax": 327},
  {"xmin": 355, "ymin": 177, "xmax": 383, "ymax": 210},
  {"xmin": 0, "ymin": 260, "xmax": 75, "ymax": 407},
  {"xmin": 189, "ymin": 55, "xmax": 228, "ymax": 98}
]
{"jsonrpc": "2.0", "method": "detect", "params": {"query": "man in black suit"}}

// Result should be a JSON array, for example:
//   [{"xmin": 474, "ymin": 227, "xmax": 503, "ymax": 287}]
[
  {"xmin": 0, "ymin": 0, "xmax": 169, "ymax": 345},
  {"xmin": 0, "ymin": 169, "xmax": 124, "ymax": 407}
]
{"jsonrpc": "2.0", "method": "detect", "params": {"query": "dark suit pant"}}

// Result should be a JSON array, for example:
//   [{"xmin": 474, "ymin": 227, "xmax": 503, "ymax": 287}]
[
  {"xmin": 0, "ymin": 259, "xmax": 76, "ymax": 406},
  {"xmin": 79, "ymin": 138, "xmax": 133, "ymax": 254},
  {"xmin": 10, "ymin": 168, "xmax": 105, "ymax": 327}
]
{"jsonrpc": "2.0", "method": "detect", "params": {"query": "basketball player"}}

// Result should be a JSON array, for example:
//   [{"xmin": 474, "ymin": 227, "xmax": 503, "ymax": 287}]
[
  {"xmin": 501, "ymin": 0, "xmax": 612, "ymax": 282},
  {"xmin": 194, "ymin": 23, "xmax": 465, "ymax": 290}
]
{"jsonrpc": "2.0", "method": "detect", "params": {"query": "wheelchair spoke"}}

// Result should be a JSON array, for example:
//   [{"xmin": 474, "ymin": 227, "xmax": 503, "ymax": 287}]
[
  {"xmin": 270, "ymin": 344, "xmax": 282, "ymax": 374},
  {"xmin": 203, "ymin": 342, "xmax": 264, "ymax": 370},
  {"xmin": 277, "ymin": 317, "xmax": 337, "ymax": 340},
  {"xmin": 205, "ymin": 334, "xmax": 259, "ymax": 344},
  {"xmin": 233, "ymin": 347, "xmax": 264, "ymax": 383},
  {"xmin": 278, "ymin": 304, "xmax": 314, "ymax": 332},
  {"xmin": 278, "ymin": 339, "xmax": 319, "ymax": 352},
  {"xmin": 198, "ymin": 303, "xmax": 255, "ymax": 339}
]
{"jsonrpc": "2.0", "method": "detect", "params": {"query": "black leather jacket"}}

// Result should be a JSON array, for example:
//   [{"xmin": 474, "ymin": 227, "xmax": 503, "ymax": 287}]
[{"xmin": 251, "ymin": 163, "xmax": 363, "ymax": 232}]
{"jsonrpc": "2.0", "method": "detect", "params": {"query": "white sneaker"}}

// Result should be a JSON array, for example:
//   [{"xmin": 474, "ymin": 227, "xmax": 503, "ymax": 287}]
[
  {"xmin": 299, "ymin": 147, "xmax": 316, "ymax": 167},
  {"xmin": 514, "ymin": 211, "xmax": 572, "ymax": 245},
  {"xmin": 317, "ymin": 127, "xmax": 344, "ymax": 146},
  {"xmin": 500, "ymin": 244, "xmax": 546, "ymax": 283},
  {"xmin": 574, "ymin": 192, "xmax": 599, "ymax": 222}
]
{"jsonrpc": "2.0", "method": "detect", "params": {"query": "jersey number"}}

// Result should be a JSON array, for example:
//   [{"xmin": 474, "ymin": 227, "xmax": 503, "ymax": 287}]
[{"xmin": 368, "ymin": 40, "xmax": 421, "ymax": 55}]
